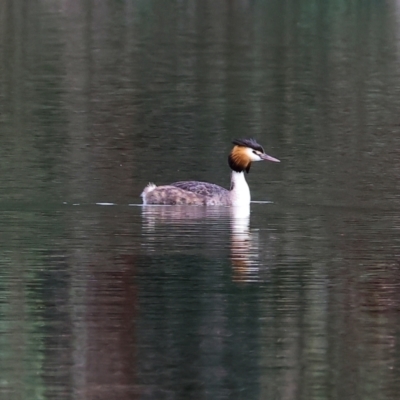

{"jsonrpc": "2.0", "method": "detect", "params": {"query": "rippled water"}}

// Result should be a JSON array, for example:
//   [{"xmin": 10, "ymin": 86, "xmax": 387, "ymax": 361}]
[{"xmin": 1, "ymin": 1, "xmax": 400, "ymax": 399}]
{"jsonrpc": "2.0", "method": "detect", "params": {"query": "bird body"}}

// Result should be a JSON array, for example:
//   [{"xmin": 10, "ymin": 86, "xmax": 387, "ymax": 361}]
[{"xmin": 141, "ymin": 139, "xmax": 279, "ymax": 206}]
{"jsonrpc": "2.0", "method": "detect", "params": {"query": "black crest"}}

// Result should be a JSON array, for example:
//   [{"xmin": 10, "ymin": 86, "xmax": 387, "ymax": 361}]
[{"xmin": 232, "ymin": 138, "xmax": 264, "ymax": 153}]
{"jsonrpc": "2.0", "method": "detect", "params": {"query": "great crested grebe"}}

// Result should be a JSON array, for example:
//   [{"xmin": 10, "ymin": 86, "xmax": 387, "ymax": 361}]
[{"xmin": 141, "ymin": 138, "xmax": 280, "ymax": 206}]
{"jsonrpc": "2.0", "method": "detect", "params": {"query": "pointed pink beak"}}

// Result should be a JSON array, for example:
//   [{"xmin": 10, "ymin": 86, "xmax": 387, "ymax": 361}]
[{"xmin": 261, "ymin": 153, "xmax": 280, "ymax": 162}]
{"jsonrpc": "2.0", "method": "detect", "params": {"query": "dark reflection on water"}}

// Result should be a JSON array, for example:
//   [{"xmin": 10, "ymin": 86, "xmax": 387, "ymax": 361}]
[
  {"xmin": 1, "ymin": 0, "xmax": 400, "ymax": 399},
  {"xmin": 0, "ymin": 204, "xmax": 399, "ymax": 399}
]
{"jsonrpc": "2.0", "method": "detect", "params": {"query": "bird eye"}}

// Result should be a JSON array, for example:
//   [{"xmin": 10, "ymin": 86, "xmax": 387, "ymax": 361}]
[{"xmin": 252, "ymin": 150, "xmax": 257, "ymax": 154}]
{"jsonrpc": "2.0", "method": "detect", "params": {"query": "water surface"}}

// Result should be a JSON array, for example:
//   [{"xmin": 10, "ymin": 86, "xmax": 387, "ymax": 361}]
[{"xmin": 1, "ymin": 1, "xmax": 400, "ymax": 399}]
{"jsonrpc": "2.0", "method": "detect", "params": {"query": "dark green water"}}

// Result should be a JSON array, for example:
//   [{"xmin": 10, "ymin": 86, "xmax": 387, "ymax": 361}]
[{"xmin": 1, "ymin": 1, "xmax": 400, "ymax": 399}]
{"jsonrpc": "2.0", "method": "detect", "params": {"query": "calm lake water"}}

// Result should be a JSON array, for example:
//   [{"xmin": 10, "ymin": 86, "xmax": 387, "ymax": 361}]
[{"xmin": 1, "ymin": 1, "xmax": 400, "ymax": 399}]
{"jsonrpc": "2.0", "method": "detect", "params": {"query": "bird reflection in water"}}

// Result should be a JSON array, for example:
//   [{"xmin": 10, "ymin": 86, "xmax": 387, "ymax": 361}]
[
  {"xmin": 229, "ymin": 205, "xmax": 261, "ymax": 282},
  {"xmin": 141, "ymin": 204, "xmax": 261, "ymax": 282}
]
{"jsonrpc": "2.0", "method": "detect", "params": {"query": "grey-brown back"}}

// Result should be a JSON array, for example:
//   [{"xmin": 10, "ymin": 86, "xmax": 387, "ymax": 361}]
[
  {"xmin": 144, "ymin": 185, "xmax": 209, "ymax": 205},
  {"xmin": 170, "ymin": 181, "xmax": 229, "ymax": 197}
]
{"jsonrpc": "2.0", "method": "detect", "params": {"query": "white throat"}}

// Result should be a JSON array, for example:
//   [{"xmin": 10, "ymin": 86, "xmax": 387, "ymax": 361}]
[{"xmin": 230, "ymin": 171, "xmax": 251, "ymax": 206}]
